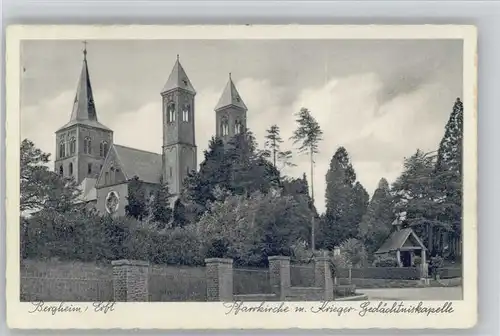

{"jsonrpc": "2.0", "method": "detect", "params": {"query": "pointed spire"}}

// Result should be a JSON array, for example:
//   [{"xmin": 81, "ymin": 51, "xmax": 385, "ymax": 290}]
[
  {"xmin": 161, "ymin": 55, "xmax": 196, "ymax": 95},
  {"xmin": 57, "ymin": 43, "xmax": 111, "ymax": 132},
  {"xmin": 215, "ymin": 73, "xmax": 247, "ymax": 111}
]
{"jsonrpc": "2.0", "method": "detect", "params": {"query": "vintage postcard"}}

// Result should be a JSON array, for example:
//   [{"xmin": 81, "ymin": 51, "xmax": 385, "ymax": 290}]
[{"xmin": 6, "ymin": 25, "xmax": 477, "ymax": 329}]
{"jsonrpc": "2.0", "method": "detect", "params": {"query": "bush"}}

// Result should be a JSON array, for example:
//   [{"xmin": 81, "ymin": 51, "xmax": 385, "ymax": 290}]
[
  {"xmin": 373, "ymin": 256, "xmax": 399, "ymax": 267},
  {"xmin": 436, "ymin": 267, "xmax": 462, "ymax": 279},
  {"xmin": 413, "ymin": 256, "xmax": 422, "ymax": 266},
  {"xmin": 338, "ymin": 238, "xmax": 368, "ymax": 268},
  {"xmin": 337, "ymin": 267, "xmax": 420, "ymax": 280}
]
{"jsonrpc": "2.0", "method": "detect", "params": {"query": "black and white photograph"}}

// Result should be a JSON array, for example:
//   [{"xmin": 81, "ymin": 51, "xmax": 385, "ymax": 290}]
[{"xmin": 6, "ymin": 25, "xmax": 477, "ymax": 329}]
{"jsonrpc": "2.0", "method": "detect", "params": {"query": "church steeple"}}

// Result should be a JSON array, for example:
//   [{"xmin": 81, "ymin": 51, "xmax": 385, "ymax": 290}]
[
  {"xmin": 214, "ymin": 73, "xmax": 248, "ymax": 142},
  {"xmin": 215, "ymin": 73, "xmax": 247, "ymax": 111},
  {"xmin": 54, "ymin": 43, "xmax": 113, "ymax": 184},
  {"xmin": 161, "ymin": 55, "xmax": 197, "ymax": 197},
  {"xmin": 58, "ymin": 43, "xmax": 110, "ymax": 131},
  {"xmin": 161, "ymin": 55, "xmax": 196, "ymax": 95}
]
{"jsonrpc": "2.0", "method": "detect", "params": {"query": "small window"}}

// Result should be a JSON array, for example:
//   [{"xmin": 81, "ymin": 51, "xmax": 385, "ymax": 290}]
[
  {"xmin": 182, "ymin": 104, "xmax": 190, "ymax": 122},
  {"xmin": 221, "ymin": 119, "xmax": 229, "ymax": 136},
  {"xmin": 100, "ymin": 164, "xmax": 103, "ymax": 171},
  {"xmin": 69, "ymin": 162, "xmax": 73, "ymax": 176},
  {"xmin": 84, "ymin": 137, "xmax": 92, "ymax": 154},
  {"xmin": 88, "ymin": 163, "xmax": 92, "ymax": 175},
  {"xmin": 59, "ymin": 165, "xmax": 64, "ymax": 176},
  {"xmin": 169, "ymin": 167, "xmax": 173, "ymax": 178},
  {"xmin": 235, "ymin": 120, "xmax": 242, "ymax": 134},
  {"xmin": 105, "ymin": 172, "xmax": 109, "ymax": 185},
  {"xmin": 100, "ymin": 141, "xmax": 109, "ymax": 157},
  {"xmin": 167, "ymin": 102, "xmax": 176, "ymax": 123}
]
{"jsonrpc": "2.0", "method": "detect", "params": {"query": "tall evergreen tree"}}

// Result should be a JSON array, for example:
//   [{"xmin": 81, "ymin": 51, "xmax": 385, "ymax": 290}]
[
  {"xmin": 392, "ymin": 150, "xmax": 447, "ymax": 255},
  {"xmin": 152, "ymin": 177, "xmax": 173, "ymax": 226},
  {"xmin": 359, "ymin": 178, "xmax": 394, "ymax": 255},
  {"xmin": 352, "ymin": 182, "xmax": 370, "ymax": 228},
  {"xmin": 434, "ymin": 97, "xmax": 463, "ymax": 258},
  {"xmin": 125, "ymin": 176, "xmax": 148, "ymax": 220},
  {"xmin": 322, "ymin": 147, "xmax": 358, "ymax": 249},
  {"xmin": 290, "ymin": 108, "xmax": 323, "ymax": 251}
]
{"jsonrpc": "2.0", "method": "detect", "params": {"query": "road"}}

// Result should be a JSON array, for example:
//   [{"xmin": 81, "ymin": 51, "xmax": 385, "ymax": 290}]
[{"xmin": 361, "ymin": 287, "xmax": 463, "ymax": 300}]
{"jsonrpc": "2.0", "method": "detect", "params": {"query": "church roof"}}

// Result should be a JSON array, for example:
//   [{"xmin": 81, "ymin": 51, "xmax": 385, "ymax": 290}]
[
  {"xmin": 58, "ymin": 47, "xmax": 111, "ymax": 132},
  {"xmin": 161, "ymin": 56, "xmax": 196, "ymax": 95},
  {"xmin": 375, "ymin": 228, "xmax": 427, "ymax": 254},
  {"xmin": 215, "ymin": 74, "xmax": 247, "ymax": 111},
  {"xmin": 113, "ymin": 145, "xmax": 162, "ymax": 184}
]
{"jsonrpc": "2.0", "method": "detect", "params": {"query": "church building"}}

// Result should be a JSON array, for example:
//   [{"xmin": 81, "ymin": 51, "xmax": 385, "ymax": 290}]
[{"xmin": 55, "ymin": 47, "xmax": 247, "ymax": 216}]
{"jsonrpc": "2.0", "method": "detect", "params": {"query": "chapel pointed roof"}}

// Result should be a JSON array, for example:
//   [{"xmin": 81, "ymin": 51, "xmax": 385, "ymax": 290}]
[
  {"xmin": 215, "ymin": 73, "xmax": 247, "ymax": 111},
  {"xmin": 57, "ymin": 44, "xmax": 111, "ymax": 132},
  {"xmin": 161, "ymin": 55, "xmax": 196, "ymax": 95}
]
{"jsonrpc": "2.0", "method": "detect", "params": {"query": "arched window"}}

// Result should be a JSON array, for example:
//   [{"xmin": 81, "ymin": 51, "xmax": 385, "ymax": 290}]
[
  {"xmin": 182, "ymin": 104, "xmax": 190, "ymax": 122},
  {"xmin": 104, "ymin": 172, "xmax": 109, "ymax": 185},
  {"xmin": 84, "ymin": 137, "xmax": 91, "ymax": 154},
  {"xmin": 59, "ymin": 165, "xmax": 64, "ymax": 176},
  {"xmin": 69, "ymin": 137, "xmax": 76, "ymax": 155},
  {"xmin": 110, "ymin": 167, "xmax": 115, "ymax": 183},
  {"xmin": 88, "ymin": 163, "xmax": 92, "ymax": 175},
  {"xmin": 221, "ymin": 119, "xmax": 229, "ymax": 136},
  {"xmin": 234, "ymin": 120, "xmax": 242, "ymax": 134},
  {"xmin": 169, "ymin": 167, "xmax": 173, "ymax": 178},
  {"xmin": 167, "ymin": 102, "xmax": 176, "ymax": 123},
  {"xmin": 69, "ymin": 162, "xmax": 73, "ymax": 176},
  {"xmin": 59, "ymin": 141, "xmax": 65, "ymax": 158}
]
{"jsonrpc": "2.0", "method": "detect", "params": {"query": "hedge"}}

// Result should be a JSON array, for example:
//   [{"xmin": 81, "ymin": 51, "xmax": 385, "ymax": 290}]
[
  {"xmin": 437, "ymin": 267, "xmax": 462, "ymax": 279},
  {"xmin": 336, "ymin": 267, "xmax": 421, "ymax": 280}
]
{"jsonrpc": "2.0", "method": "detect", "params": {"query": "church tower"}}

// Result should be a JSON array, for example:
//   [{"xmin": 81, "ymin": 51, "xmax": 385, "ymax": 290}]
[
  {"xmin": 215, "ymin": 73, "xmax": 248, "ymax": 143},
  {"xmin": 161, "ymin": 55, "xmax": 197, "ymax": 196},
  {"xmin": 54, "ymin": 44, "xmax": 113, "ymax": 185}
]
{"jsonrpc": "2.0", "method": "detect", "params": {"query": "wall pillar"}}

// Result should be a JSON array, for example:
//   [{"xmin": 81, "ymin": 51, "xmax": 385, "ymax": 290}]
[
  {"xmin": 111, "ymin": 259, "xmax": 150, "ymax": 302},
  {"xmin": 420, "ymin": 249, "xmax": 428, "ymax": 279},
  {"xmin": 268, "ymin": 256, "xmax": 291, "ymax": 300},
  {"xmin": 396, "ymin": 249, "xmax": 402, "ymax": 267},
  {"xmin": 314, "ymin": 256, "xmax": 334, "ymax": 300},
  {"xmin": 205, "ymin": 258, "xmax": 233, "ymax": 302}
]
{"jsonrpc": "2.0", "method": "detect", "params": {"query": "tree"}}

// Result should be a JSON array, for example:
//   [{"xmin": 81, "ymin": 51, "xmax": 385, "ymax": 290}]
[
  {"xmin": 263, "ymin": 124, "xmax": 295, "ymax": 173},
  {"xmin": 151, "ymin": 177, "xmax": 173, "ymax": 226},
  {"xmin": 434, "ymin": 97, "xmax": 463, "ymax": 259},
  {"xmin": 196, "ymin": 191, "xmax": 311, "ymax": 266},
  {"xmin": 290, "ymin": 107, "xmax": 323, "ymax": 251},
  {"xmin": 359, "ymin": 178, "xmax": 394, "ymax": 255},
  {"xmin": 321, "ymin": 147, "xmax": 360, "ymax": 249},
  {"xmin": 20, "ymin": 139, "xmax": 81, "ymax": 213},
  {"xmin": 352, "ymin": 182, "xmax": 370, "ymax": 227},
  {"xmin": 125, "ymin": 176, "xmax": 148, "ymax": 220},
  {"xmin": 172, "ymin": 198, "xmax": 188, "ymax": 227},
  {"xmin": 183, "ymin": 130, "xmax": 280, "ymax": 219},
  {"xmin": 392, "ymin": 150, "xmax": 447, "ymax": 255}
]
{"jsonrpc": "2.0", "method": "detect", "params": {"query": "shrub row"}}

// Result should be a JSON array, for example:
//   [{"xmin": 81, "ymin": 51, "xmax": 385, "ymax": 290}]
[
  {"xmin": 336, "ymin": 267, "xmax": 421, "ymax": 280},
  {"xmin": 437, "ymin": 267, "xmax": 462, "ymax": 279}
]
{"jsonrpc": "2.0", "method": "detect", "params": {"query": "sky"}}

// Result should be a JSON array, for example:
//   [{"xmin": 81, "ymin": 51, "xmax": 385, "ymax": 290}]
[{"xmin": 20, "ymin": 39, "xmax": 463, "ymax": 213}]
